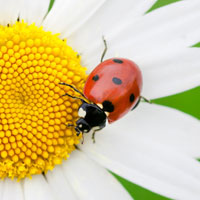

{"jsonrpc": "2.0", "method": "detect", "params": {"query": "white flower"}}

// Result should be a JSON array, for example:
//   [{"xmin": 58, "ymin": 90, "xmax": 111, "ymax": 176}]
[{"xmin": 0, "ymin": 0, "xmax": 200, "ymax": 200}]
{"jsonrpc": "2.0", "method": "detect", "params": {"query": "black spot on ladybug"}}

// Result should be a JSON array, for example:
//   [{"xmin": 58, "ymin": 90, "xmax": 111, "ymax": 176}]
[
  {"xmin": 113, "ymin": 59, "xmax": 123, "ymax": 64},
  {"xmin": 102, "ymin": 101, "xmax": 114, "ymax": 112},
  {"xmin": 92, "ymin": 75, "xmax": 99, "ymax": 81},
  {"xmin": 112, "ymin": 77, "xmax": 122, "ymax": 85},
  {"xmin": 130, "ymin": 93, "xmax": 135, "ymax": 102}
]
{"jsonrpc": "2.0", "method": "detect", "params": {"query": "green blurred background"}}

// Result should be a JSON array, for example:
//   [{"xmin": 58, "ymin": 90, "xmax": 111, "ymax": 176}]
[
  {"xmin": 113, "ymin": 0, "xmax": 200, "ymax": 199},
  {"xmin": 49, "ymin": 0, "xmax": 199, "ymax": 199}
]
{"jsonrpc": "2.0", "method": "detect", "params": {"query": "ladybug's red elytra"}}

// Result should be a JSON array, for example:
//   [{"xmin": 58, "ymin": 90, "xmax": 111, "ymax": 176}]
[
  {"xmin": 84, "ymin": 58, "xmax": 142, "ymax": 123},
  {"xmin": 60, "ymin": 38, "xmax": 145, "ymax": 142}
]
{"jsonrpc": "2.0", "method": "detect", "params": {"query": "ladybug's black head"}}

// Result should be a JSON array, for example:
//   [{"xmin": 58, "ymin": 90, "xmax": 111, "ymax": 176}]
[
  {"xmin": 75, "ymin": 118, "xmax": 91, "ymax": 135},
  {"xmin": 75, "ymin": 101, "xmax": 107, "ymax": 136}
]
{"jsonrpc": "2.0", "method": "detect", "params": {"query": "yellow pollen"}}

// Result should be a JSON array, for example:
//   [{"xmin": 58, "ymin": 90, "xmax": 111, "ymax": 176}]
[{"xmin": 0, "ymin": 21, "xmax": 87, "ymax": 180}]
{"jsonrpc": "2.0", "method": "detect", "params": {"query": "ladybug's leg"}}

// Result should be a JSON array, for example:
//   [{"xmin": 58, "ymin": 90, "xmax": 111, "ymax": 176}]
[
  {"xmin": 131, "ymin": 96, "xmax": 152, "ymax": 111},
  {"xmin": 100, "ymin": 36, "xmax": 107, "ymax": 62},
  {"xmin": 92, "ymin": 132, "xmax": 96, "ymax": 143},
  {"xmin": 67, "ymin": 123, "xmax": 74, "ymax": 127},
  {"xmin": 67, "ymin": 123, "xmax": 83, "ymax": 143},
  {"xmin": 140, "ymin": 96, "xmax": 152, "ymax": 104},
  {"xmin": 92, "ymin": 128, "xmax": 102, "ymax": 143},
  {"xmin": 59, "ymin": 82, "xmax": 86, "ymax": 99},
  {"xmin": 67, "ymin": 123, "xmax": 79, "ymax": 134}
]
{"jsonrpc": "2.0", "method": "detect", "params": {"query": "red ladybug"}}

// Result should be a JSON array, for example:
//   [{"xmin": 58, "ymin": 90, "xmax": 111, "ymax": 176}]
[
  {"xmin": 84, "ymin": 58, "xmax": 142, "ymax": 123},
  {"xmin": 60, "ymin": 39, "xmax": 143, "ymax": 142}
]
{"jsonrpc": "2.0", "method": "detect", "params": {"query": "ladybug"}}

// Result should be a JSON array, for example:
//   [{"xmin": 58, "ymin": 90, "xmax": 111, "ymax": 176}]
[{"xmin": 60, "ymin": 38, "xmax": 144, "ymax": 142}]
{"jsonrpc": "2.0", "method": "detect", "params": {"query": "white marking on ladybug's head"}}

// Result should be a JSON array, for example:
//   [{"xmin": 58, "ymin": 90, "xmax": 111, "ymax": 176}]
[
  {"xmin": 79, "ymin": 124, "xmax": 82, "ymax": 128},
  {"xmin": 78, "ymin": 108, "xmax": 86, "ymax": 118},
  {"xmin": 105, "ymin": 112, "xmax": 109, "ymax": 117},
  {"xmin": 97, "ymin": 103, "xmax": 103, "ymax": 109}
]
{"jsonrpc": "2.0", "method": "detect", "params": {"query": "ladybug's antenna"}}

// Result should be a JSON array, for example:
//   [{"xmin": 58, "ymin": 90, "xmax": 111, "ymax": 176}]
[
  {"xmin": 100, "ymin": 36, "xmax": 107, "ymax": 62},
  {"xmin": 59, "ymin": 82, "xmax": 86, "ymax": 99},
  {"xmin": 61, "ymin": 92, "xmax": 86, "ymax": 103}
]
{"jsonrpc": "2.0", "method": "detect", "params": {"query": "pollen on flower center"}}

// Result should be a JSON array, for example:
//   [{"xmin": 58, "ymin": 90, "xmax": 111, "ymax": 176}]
[{"xmin": 0, "ymin": 21, "xmax": 87, "ymax": 180}]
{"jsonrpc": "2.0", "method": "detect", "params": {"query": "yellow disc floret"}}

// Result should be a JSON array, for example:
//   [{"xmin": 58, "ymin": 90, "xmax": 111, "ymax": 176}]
[{"xmin": 0, "ymin": 21, "xmax": 87, "ymax": 180}]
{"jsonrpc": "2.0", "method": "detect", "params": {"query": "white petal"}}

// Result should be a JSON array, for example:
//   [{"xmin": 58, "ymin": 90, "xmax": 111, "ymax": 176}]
[
  {"xmin": 68, "ymin": 0, "xmax": 157, "ymax": 38},
  {"xmin": 62, "ymin": 150, "xmax": 132, "ymax": 200},
  {"xmin": 120, "ymin": 103, "xmax": 200, "ymax": 158},
  {"xmin": 86, "ymin": 0, "xmax": 200, "ymax": 57},
  {"xmin": 79, "ymin": 104, "xmax": 200, "ymax": 200},
  {"xmin": 0, "ymin": 0, "xmax": 22, "ymax": 25},
  {"xmin": 43, "ymin": 0, "xmax": 106, "ymax": 37},
  {"xmin": 0, "ymin": 180, "xmax": 4, "ymax": 199},
  {"xmin": 19, "ymin": 0, "xmax": 49, "ymax": 26},
  {"xmin": 67, "ymin": 0, "xmax": 156, "ymax": 58},
  {"xmin": 105, "ymin": 0, "xmax": 200, "ymax": 52},
  {"xmin": 2, "ymin": 179, "xmax": 23, "ymax": 200},
  {"xmin": 23, "ymin": 175, "xmax": 55, "ymax": 200},
  {"xmin": 140, "ymin": 47, "xmax": 200, "ymax": 98},
  {"xmin": 46, "ymin": 166, "xmax": 77, "ymax": 200}
]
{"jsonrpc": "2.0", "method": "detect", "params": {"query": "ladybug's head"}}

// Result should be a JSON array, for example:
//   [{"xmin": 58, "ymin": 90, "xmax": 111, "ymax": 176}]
[
  {"xmin": 75, "ymin": 118, "xmax": 91, "ymax": 135},
  {"xmin": 75, "ymin": 101, "xmax": 107, "ymax": 136}
]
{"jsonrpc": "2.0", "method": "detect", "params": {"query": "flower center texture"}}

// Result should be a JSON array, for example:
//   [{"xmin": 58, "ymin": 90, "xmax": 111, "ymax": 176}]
[{"xmin": 0, "ymin": 21, "xmax": 87, "ymax": 179}]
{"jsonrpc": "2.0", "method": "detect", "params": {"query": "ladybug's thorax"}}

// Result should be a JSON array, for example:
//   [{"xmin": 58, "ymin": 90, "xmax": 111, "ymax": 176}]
[{"xmin": 84, "ymin": 58, "xmax": 142, "ymax": 123}]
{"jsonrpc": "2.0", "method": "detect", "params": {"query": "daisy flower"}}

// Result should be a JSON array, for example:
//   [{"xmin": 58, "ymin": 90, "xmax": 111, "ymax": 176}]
[{"xmin": 0, "ymin": 0, "xmax": 200, "ymax": 200}]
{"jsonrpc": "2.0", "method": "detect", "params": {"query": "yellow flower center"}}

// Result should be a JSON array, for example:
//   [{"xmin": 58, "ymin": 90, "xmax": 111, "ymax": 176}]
[{"xmin": 0, "ymin": 21, "xmax": 87, "ymax": 180}]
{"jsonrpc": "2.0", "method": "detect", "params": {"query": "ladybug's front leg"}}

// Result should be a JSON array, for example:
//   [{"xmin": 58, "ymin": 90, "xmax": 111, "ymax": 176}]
[
  {"xmin": 74, "ymin": 127, "xmax": 85, "ymax": 144},
  {"xmin": 67, "ymin": 123, "xmax": 74, "ymax": 127},
  {"xmin": 67, "ymin": 123, "xmax": 81, "ymax": 136}
]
